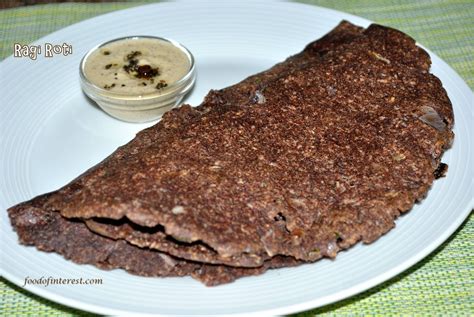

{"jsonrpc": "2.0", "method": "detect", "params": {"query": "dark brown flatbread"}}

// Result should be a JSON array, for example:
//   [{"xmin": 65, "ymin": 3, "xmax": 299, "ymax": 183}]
[
  {"xmin": 45, "ymin": 23, "xmax": 452, "ymax": 258},
  {"xmin": 8, "ymin": 193, "xmax": 299, "ymax": 286},
  {"xmin": 7, "ymin": 21, "xmax": 454, "ymax": 286},
  {"xmin": 8, "ymin": 194, "xmax": 198, "ymax": 277}
]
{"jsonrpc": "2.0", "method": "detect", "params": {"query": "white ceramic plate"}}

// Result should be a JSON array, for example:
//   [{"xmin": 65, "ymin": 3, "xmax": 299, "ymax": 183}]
[{"xmin": 1, "ymin": 1, "xmax": 473, "ymax": 315}]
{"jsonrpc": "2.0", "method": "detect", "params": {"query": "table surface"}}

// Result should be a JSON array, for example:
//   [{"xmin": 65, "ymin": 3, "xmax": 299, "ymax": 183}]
[{"xmin": 1, "ymin": 0, "xmax": 473, "ymax": 315}]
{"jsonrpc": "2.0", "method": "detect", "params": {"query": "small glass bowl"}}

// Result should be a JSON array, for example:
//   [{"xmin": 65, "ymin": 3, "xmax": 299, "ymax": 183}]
[{"xmin": 79, "ymin": 36, "xmax": 196, "ymax": 123}]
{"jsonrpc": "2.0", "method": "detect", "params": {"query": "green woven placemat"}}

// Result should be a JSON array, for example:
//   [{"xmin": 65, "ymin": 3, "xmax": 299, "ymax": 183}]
[{"xmin": 1, "ymin": 0, "xmax": 473, "ymax": 315}]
